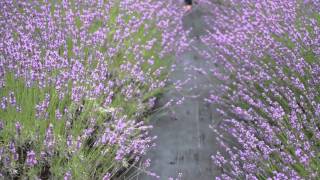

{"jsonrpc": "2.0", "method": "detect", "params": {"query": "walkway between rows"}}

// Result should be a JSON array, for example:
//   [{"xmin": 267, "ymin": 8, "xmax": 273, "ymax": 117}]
[{"xmin": 136, "ymin": 6, "xmax": 222, "ymax": 180}]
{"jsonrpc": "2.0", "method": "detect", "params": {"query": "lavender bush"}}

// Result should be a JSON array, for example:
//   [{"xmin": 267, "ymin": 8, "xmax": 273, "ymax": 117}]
[
  {"xmin": 199, "ymin": 0, "xmax": 320, "ymax": 179},
  {"xmin": 0, "ymin": 0, "xmax": 186, "ymax": 179}
]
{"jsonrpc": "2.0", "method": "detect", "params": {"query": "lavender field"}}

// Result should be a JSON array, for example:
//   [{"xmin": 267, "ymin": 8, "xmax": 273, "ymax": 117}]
[
  {"xmin": 200, "ymin": 0, "xmax": 320, "ymax": 179},
  {"xmin": 0, "ymin": 0, "xmax": 320, "ymax": 180},
  {"xmin": 0, "ymin": 0, "xmax": 186, "ymax": 179}
]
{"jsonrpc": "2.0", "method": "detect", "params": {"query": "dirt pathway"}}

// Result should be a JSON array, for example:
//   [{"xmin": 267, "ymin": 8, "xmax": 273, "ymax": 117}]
[{"xmin": 132, "ymin": 6, "xmax": 222, "ymax": 180}]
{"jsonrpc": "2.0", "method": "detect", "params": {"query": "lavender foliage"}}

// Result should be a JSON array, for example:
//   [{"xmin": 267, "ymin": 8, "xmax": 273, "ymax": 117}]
[
  {"xmin": 0, "ymin": 0, "xmax": 186, "ymax": 179},
  {"xmin": 199, "ymin": 0, "xmax": 320, "ymax": 179}
]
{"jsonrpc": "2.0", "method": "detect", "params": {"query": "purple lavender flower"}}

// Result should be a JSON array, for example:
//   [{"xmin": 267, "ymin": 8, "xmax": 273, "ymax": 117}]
[
  {"xmin": 9, "ymin": 141, "xmax": 18, "ymax": 161},
  {"xmin": 102, "ymin": 173, "xmax": 111, "ymax": 180},
  {"xmin": 142, "ymin": 158, "xmax": 151, "ymax": 168},
  {"xmin": 44, "ymin": 124, "xmax": 55, "ymax": 155},
  {"xmin": 36, "ymin": 94, "xmax": 50, "ymax": 119},
  {"xmin": 0, "ymin": 147, "xmax": 4, "ymax": 160},
  {"xmin": 1, "ymin": 97, "xmax": 7, "ymax": 110},
  {"xmin": 16, "ymin": 106, "xmax": 21, "ymax": 112},
  {"xmin": 55, "ymin": 109, "xmax": 62, "ymax": 120},
  {"xmin": 66, "ymin": 134, "xmax": 73, "ymax": 148},
  {"xmin": 0, "ymin": 120, "xmax": 3, "ymax": 131},
  {"xmin": 64, "ymin": 171, "xmax": 72, "ymax": 180},
  {"xmin": 15, "ymin": 121, "xmax": 21, "ymax": 135},
  {"xmin": 9, "ymin": 91, "xmax": 16, "ymax": 106},
  {"xmin": 26, "ymin": 150, "xmax": 37, "ymax": 167},
  {"xmin": 76, "ymin": 136, "xmax": 82, "ymax": 150}
]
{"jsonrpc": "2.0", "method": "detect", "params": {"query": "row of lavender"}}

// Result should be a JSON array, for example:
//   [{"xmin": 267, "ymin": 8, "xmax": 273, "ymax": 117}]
[
  {"xmin": 199, "ymin": 0, "xmax": 320, "ymax": 179},
  {"xmin": 0, "ymin": 0, "xmax": 186, "ymax": 179}
]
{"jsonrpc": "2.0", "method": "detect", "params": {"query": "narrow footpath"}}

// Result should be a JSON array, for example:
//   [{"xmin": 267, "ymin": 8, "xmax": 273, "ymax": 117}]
[{"xmin": 136, "ymin": 6, "xmax": 222, "ymax": 180}]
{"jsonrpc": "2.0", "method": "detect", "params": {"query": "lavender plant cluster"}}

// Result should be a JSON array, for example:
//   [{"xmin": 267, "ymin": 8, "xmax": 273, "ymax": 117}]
[
  {"xmin": 0, "ymin": 0, "xmax": 186, "ymax": 179},
  {"xmin": 199, "ymin": 0, "xmax": 320, "ymax": 179}
]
